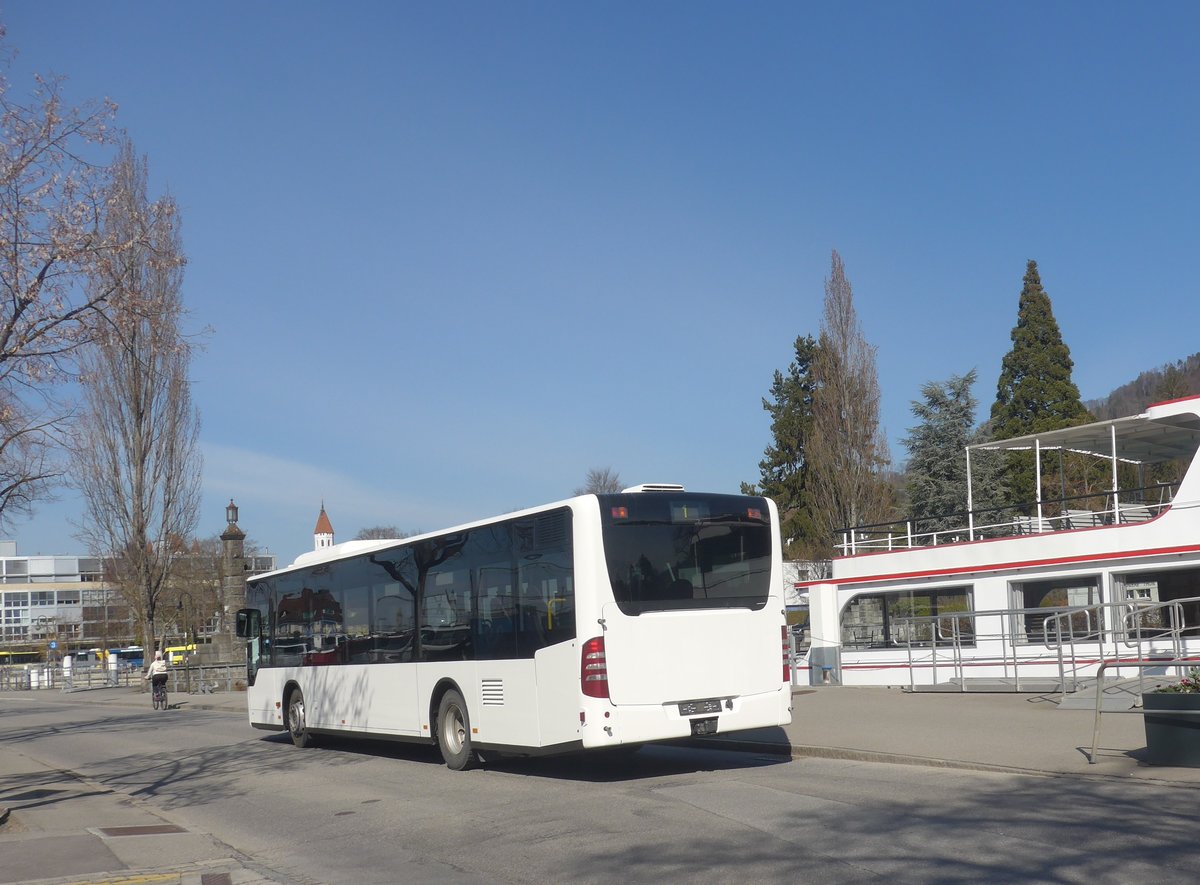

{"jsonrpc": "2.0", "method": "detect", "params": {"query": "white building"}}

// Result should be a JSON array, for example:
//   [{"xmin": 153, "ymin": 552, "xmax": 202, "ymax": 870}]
[{"xmin": 0, "ymin": 543, "xmax": 115, "ymax": 647}]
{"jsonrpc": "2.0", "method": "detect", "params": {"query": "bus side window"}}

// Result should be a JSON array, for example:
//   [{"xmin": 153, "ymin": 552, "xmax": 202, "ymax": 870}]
[
  {"xmin": 516, "ymin": 565, "xmax": 551, "ymax": 658},
  {"xmin": 474, "ymin": 563, "xmax": 517, "ymax": 660}
]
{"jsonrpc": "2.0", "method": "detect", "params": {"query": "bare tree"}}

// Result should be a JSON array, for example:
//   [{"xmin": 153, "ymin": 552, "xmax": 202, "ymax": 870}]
[
  {"xmin": 165, "ymin": 534, "xmax": 262, "ymax": 643},
  {"xmin": 574, "ymin": 466, "xmax": 623, "ymax": 496},
  {"xmin": 0, "ymin": 36, "xmax": 152, "ymax": 527},
  {"xmin": 161, "ymin": 536, "xmax": 221, "ymax": 641},
  {"xmin": 72, "ymin": 139, "xmax": 200, "ymax": 656},
  {"xmin": 806, "ymin": 251, "xmax": 891, "ymax": 556},
  {"xmin": 354, "ymin": 525, "xmax": 414, "ymax": 541}
]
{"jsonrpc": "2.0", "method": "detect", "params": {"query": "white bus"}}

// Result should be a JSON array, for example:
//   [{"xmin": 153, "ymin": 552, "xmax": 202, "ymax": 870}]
[{"xmin": 236, "ymin": 486, "xmax": 792, "ymax": 769}]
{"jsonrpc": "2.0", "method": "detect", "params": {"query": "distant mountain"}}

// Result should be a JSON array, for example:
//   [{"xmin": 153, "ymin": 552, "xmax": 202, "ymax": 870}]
[{"xmin": 1086, "ymin": 353, "xmax": 1200, "ymax": 420}]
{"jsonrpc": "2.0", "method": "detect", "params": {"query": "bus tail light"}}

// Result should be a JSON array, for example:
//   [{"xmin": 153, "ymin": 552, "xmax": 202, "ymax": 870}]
[
  {"xmin": 581, "ymin": 636, "xmax": 609, "ymax": 699},
  {"xmin": 782, "ymin": 625, "xmax": 790, "ymax": 683}
]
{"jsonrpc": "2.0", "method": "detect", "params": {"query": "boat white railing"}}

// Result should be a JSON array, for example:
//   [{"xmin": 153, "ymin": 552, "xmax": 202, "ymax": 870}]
[{"xmin": 837, "ymin": 482, "xmax": 1176, "ymax": 556}]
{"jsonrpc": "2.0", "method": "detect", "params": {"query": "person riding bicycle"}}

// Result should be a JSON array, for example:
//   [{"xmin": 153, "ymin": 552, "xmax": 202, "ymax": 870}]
[{"xmin": 144, "ymin": 650, "xmax": 169, "ymax": 698}]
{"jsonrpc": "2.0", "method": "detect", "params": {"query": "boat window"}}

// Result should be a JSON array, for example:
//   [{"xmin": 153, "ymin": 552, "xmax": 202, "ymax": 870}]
[
  {"xmin": 841, "ymin": 587, "xmax": 974, "ymax": 649},
  {"xmin": 1013, "ymin": 577, "xmax": 1100, "ymax": 644},
  {"xmin": 1115, "ymin": 568, "xmax": 1200, "ymax": 638}
]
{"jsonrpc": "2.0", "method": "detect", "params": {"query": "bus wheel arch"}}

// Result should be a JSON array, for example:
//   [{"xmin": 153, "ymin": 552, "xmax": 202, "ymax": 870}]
[
  {"xmin": 284, "ymin": 681, "xmax": 314, "ymax": 749},
  {"xmin": 432, "ymin": 680, "xmax": 475, "ymax": 770}
]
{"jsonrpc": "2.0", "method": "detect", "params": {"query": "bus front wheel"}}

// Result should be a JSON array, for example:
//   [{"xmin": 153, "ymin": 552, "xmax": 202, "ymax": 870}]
[
  {"xmin": 436, "ymin": 689, "xmax": 475, "ymax": 770},
  {"xmin": 287, "ymin": 687, "xmax": 314, "ymax": 748}
]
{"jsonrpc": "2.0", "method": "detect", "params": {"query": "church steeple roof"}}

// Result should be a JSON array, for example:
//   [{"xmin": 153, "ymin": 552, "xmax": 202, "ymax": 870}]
[{"xmin": 314, "ymin": 503, "xmax": 334, "ymax": 536}]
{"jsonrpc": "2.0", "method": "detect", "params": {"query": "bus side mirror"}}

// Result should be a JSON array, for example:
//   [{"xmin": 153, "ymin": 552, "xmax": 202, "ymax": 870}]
[{"xmin": 236, "ymin": 609, "xmax": 262, "ymax": 639}]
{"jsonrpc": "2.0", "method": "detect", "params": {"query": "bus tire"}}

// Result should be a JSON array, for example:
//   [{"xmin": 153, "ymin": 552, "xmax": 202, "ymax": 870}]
[
  {"xmin": 287, "ymin": 687, "xmax": 314, "ymax": 748},
  {"xmin": 436, "ymin": 689, "xmax": 474, "ymax": 770}
]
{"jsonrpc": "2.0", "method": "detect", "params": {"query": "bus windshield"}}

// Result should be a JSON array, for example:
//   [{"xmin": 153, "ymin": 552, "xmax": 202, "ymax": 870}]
[{"xmin": 598, "ymin": 493, "xmax": 773, "ymax": 615}]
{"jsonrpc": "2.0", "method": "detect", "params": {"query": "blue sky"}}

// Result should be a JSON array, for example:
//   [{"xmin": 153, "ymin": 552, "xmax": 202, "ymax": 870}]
[{"xmin": 4, "ymin": 2, "xmax": 1198, "ymax": 565}]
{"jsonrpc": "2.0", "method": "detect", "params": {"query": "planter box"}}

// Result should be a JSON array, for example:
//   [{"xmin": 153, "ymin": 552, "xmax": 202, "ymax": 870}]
[{"xmin": 1143, "ymin": 692, "xmax": 1200, "ymax": 767}]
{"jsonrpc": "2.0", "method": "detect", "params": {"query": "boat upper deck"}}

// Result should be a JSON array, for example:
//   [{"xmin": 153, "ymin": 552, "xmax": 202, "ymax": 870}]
[{"xmin": 832, "ymin": 396, "xmax": 1200, "ymax": 585}]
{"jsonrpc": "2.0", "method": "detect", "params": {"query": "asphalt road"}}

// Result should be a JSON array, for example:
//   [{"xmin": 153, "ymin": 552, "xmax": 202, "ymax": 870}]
[{"xmin": 3, "ymin": 694, "xmax": 1199, "ymax": 884}]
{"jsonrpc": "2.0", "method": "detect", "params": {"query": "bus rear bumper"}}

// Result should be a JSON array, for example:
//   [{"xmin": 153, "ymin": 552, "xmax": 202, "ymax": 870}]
[{"xmin": 580, "ymin": 684, "xmax": 791, "ymax": 749}]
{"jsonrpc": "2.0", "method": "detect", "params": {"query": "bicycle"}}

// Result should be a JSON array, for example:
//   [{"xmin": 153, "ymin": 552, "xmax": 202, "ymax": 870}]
[{"xmin": 151, "ymin": 675, "xmax": 168, "ymax": 711}]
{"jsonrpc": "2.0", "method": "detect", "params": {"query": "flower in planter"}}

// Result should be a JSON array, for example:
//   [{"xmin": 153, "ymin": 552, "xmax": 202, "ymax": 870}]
[{"xmin": 1156, "ymin": 668, "xmax": 1200, "ymax": 694}]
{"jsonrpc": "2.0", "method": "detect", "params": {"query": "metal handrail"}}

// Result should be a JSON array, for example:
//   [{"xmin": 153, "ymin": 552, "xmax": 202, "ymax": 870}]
[
  {"xmin": 1089, "ymin": 657, "xmax": 1200, "ymax": 764},
  {"xmin": 1046, "ymin": 597, "xmax": 1195, "ymax": 700},
  {"xmin": 1043, "ymin": 597, "xmax": 1195, "ymax": 701},
  {"xmin": 895, "ymin": 605, "xmax": 1081, "ymax": 692},
  {"xmin": 888, "ymin": 597, "xmax": 1200, "ymax": 695}
]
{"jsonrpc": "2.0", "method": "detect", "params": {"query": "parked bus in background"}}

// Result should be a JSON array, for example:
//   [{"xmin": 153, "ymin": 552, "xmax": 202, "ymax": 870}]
[
  {"xmin": 237, "ymin": 485, "xmax": 793, "ymax": 769},
  {"xmin": 0, "ymin": 650, "xmax": 41, "ymax": 666},
  {"xmin": 164, "ymin": 643, "xmax": 197, "ymax": 665},
  {"xmin": 108, "ymin": 646, "xmax": 144, "ymax": 668},
  {"xmin": 69, "ymin": 648, "xmax": 104, "ymax": 667}
]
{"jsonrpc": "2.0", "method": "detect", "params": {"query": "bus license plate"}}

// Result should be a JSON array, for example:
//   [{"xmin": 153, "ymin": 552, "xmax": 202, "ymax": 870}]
[
  {"xmin": 679, "ymin": 698, "xmax": 722, "ymax": 716},
  {"xmin": 691, "ymin": 717, "xmax": 718, "ymax": 736}
]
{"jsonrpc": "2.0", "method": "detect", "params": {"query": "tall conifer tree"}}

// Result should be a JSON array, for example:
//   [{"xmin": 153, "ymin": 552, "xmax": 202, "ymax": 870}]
[
  {"xmin": 743, "ymin": 334, "xmax": 821, "ymax": 558},
  {"xmin": 990, "ymin": 260, "xmax": 1091, "ymax": 507}
]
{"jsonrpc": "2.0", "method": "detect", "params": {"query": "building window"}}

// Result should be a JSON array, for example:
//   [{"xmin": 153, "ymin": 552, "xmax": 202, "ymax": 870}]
[{"xmin": 78, "ymin": 558, "xmax": 102, "ymax": 581}]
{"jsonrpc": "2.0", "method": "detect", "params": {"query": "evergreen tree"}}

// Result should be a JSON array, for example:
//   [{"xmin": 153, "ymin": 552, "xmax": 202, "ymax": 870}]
[
  {"xmin": 903, "ymin": 370, "xmax": 979, "ymax": 530},
  {"xmin": 742, "ymin": 334, "xmax": 821, "ymax": 557},
  {"xmin": 990, "ymin": 260, "xmax": 1091, "ymax": 507}
]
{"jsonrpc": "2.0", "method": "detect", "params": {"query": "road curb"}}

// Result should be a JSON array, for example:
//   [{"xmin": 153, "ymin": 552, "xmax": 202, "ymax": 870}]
[{"xmin": 698, "ymin": 736, "xmax": 1199, "ymax": 788}]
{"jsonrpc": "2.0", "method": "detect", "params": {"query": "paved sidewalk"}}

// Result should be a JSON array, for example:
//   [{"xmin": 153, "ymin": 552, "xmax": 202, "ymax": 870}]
[
  {"xmin": 0, "ymin": 687, "xmax": 283, "ymax": 885},
  {"xmin": 2, "ymin": 682, "xmax": 1197, "ymax": 884},
  {"xmin": 715, "ymin": 685, "xmax": 1200, "ymax": 785}
]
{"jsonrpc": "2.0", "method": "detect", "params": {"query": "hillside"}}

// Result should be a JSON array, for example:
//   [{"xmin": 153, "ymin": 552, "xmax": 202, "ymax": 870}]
[{"xmin": 1086, "ymin": 353, "xmax": 1200, "ymax": 420}]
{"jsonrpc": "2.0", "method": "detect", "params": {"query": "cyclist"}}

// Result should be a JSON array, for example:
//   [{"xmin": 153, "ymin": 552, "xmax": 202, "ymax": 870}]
[{"xmin": 144, "ymin": 650, "xmax": 169, "ymax": 709}]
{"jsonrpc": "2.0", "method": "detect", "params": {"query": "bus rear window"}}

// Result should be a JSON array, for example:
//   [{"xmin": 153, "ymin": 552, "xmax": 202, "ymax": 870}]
[{"xmin": 598, "ymin": 493, "xmax": 772, "ymax": 615}]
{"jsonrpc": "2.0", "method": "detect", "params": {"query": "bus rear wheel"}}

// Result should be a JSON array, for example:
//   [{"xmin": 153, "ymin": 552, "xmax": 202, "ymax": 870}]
[
  {"xmin": 287, "ymin": 687, "xmax": 314, "ymax": 748},
  {"xmin": 436, "ymin": 689, "xmax": 475, "ymax": 770}
]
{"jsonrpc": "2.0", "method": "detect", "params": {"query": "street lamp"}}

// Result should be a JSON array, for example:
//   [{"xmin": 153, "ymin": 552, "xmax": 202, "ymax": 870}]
[{"xmin": 177, "ymin": 590, "xmax": 195, "ymax": 694}]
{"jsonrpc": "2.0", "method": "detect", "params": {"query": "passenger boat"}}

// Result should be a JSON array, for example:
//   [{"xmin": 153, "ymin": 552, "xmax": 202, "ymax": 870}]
[{"xmin": 797, "ymin": 395, "xmax": 1200, "ymax": 688}]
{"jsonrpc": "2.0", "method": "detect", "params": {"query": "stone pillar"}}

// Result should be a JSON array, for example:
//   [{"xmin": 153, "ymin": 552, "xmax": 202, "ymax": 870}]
[
  {"xmin": 221, "ymin": 499, "xmax": 248, "ymax": 615},
  {"xmin": 209, "ymin": 499, "xmax": 247, "ymax": 663}
]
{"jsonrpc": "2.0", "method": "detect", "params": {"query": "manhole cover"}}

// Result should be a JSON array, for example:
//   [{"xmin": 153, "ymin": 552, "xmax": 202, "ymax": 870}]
[{"xmin": 96, "ymin": 824, "xmax": 187, "ymax": 837}]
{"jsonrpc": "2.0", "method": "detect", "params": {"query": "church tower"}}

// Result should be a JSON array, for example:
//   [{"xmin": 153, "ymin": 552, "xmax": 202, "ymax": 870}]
[{"xmin": 314, "ymin": 503, "xmax": 335, "ymax": 550}]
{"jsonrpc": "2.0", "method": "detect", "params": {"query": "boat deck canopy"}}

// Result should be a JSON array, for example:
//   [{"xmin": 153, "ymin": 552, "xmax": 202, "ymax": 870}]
[{"xmin": 968, "ymin": 412, "xmax": 1200, "ymax": 465}]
